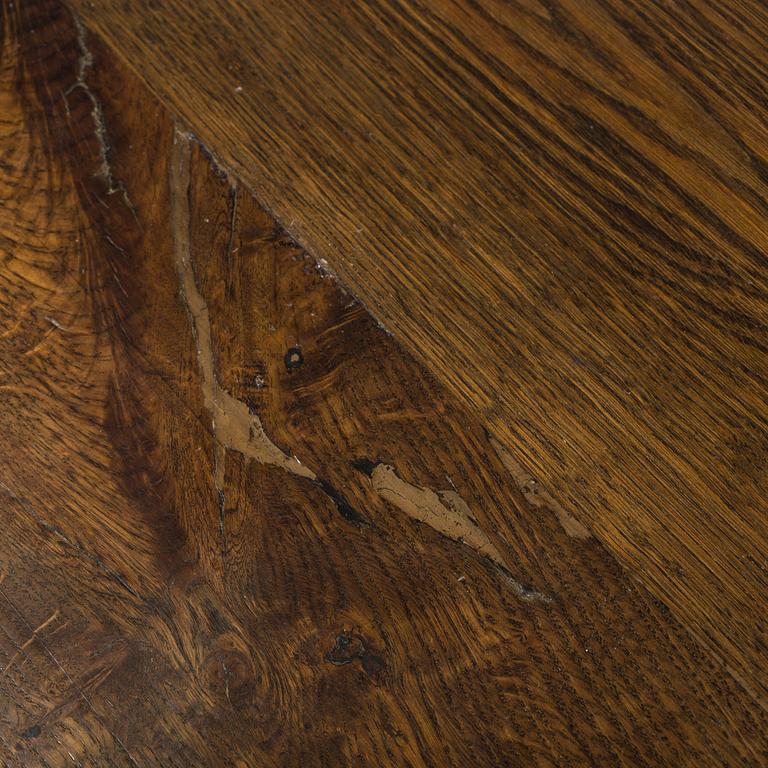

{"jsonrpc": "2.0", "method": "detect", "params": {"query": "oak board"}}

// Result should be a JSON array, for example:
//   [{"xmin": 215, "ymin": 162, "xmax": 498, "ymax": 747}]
[
  {"xmin": 62, "ymin": 0, "xmax": 768, "ymax": 703},
  {"xmin": 1, "ymin": 0, "xmax": 767, "ymax": 765}
]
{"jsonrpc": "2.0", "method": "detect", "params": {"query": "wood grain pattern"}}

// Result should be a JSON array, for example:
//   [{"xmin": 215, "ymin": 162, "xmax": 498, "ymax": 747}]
[
  {"xmin": 1, "ymin": 1, "xmax": 766, "ymax": 764},
  {"xmin": 62, "ymin": 0, "xmax": 768, "ymax": 701}
]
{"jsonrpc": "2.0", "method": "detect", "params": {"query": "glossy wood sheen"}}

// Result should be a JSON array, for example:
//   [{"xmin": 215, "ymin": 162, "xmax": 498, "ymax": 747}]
[
  {"xmin": 63, "ymin": 0, "xmax": 768, "ymax": 701},
  {"xmin": 1, "ymin": 2, "xmax": 766, "ymax": 764}
]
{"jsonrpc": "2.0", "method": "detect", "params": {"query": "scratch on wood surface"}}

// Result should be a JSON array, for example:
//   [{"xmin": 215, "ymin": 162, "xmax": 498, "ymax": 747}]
[
  {"xmin": 65, "ymin": 16, "xmax": 137, "ymax": 217},
  {"xmin": 0, "ymin": 481, "xmax": 140, "ymax": 599},
  {"xmin": 2, "ymin": 609, "xmax": 60, "ymax": 677},
  {"xmin": 0, "ymin": 587, "xmax": 141, "ymax": 767},
  {"xmin": 490, "ymin": 438, "xmax": 592, "ymax": 540},
  {"xmin": 170, "ymin": 130, "xmax": 316, "ymax": 493}
]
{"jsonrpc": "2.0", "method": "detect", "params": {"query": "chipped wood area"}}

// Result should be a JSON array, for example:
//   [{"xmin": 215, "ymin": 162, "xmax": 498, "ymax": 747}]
[
  {"xmin": 0, "ymin": 2, "xmax": 766, "ymax": 766},
  {"xmin": 490, "ymin": 438, "xmax": 592, "ymax": 540}
]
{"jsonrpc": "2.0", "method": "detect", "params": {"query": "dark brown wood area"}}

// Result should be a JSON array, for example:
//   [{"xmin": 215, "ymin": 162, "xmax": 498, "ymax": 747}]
[
  {"xmin": 0, "ymin": 1, "xmax": 766, "ymax": 765},
  {"xmin": 62, "ymin": 0, "xmax": 768, "ymax": 704}
]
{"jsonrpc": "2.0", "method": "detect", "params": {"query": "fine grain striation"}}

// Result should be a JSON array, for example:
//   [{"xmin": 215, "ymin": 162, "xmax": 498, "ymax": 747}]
[
  {"xmin": 0, "ymin": 2, "xmax": 766, "ymax": 765},
  {"xmin": 66, "ymin": 0, "xmax": 768, "ymax": 701}
]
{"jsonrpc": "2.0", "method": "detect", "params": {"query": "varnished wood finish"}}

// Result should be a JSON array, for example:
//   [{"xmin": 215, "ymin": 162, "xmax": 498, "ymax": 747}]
[
  {"xmin": 63, "ymin": 0, "xmax": 768, "ymax": 699},
  {"xmin": 1, "ymin": 2, "xmax": 766, "ymax": 764}
]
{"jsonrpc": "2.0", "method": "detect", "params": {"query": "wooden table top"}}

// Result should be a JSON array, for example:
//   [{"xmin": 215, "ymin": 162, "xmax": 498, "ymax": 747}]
[{"xmin": 1, "ymin": 0, "xmax": 766, "ymax": 764}]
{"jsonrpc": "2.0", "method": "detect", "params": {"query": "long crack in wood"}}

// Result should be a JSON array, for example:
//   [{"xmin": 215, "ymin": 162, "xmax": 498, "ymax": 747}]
[{"xmin": 170, "ymin": 130, "xmax": 315, "ymax": 497}]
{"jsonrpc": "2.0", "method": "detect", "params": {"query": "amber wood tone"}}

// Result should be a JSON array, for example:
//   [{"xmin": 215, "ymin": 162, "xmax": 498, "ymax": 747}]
[
  {"xmin": 62, "ymin": 0, "xmax": 768, "ymax": 701},
  {"xmin": 1, "ymin": 1, "xmax": 766, "ymax": 765}
]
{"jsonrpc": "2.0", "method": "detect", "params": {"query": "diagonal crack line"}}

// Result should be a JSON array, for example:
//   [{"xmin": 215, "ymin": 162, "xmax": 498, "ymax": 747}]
[{"xmin": 360, "ymin": 463, "xmax": 551, "ymax": 603}]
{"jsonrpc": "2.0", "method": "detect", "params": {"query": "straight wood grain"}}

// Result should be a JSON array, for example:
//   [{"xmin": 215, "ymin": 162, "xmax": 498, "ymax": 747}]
[
  {"xmin": 62, "ymin": 0, "xmax": 768, "ymax": 702},
  {"xmin": 1, "ymin": 2, "xmax": 766, "ymax": 764}
]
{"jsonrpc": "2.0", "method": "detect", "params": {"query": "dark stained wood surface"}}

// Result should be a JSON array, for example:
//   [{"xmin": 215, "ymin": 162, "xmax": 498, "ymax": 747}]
[
  {"xmin": 1, "ymin": 1, "xmax": 767, "ymax": 764},
  {"xmin": 61, "ymin": 0, "xmax": 768, "ymax": 703}
]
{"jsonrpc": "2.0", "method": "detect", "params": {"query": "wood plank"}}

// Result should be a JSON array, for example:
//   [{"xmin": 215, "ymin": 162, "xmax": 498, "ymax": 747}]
[
  {"xmin": 1, "ymin": 1, "xmax": 766, "ymax": 763},
  {"xmin": 62, "ymin": 0, "xmax": 768, "ymax": 701}
]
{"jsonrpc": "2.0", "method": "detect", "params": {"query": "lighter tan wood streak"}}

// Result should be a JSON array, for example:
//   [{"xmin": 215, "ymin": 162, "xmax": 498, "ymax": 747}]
[
  {"xmin": 169, "ymin": 129, "xmax": 315, "ymax": 485},
  {"xmin": 367, "ymin": 463, "xmax": 549, "ymax": 601},
  {"xmin": 491, "ymin": 438, "xmax": 591, "ymax": 539},
  {"xmin": 369, "ymin": 463, "xmax": 503, "ymax": 562}
]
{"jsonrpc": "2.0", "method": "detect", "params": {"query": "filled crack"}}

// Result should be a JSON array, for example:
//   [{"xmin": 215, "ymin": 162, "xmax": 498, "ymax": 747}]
[
  {"xmin": 170, "ymin": 130, "xmax": 316, "ymax": 499},
  {"xmin": 316, "ymin": 479, "xmax": 366, "ymax": 525},
  {"xmin": 168, "ymin": 130, "xmax": 550, "ymax": 602},
  {"xmin": 490, "ymin": 437, "xmax": 591, "ymax": 540},
  {"xmin": 169, "ymin": 130, "xmax": 374, "ymax": 537},
  {"xmin": 353, "ymin": 461, "xmax": 550, "ymax": 602}
]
